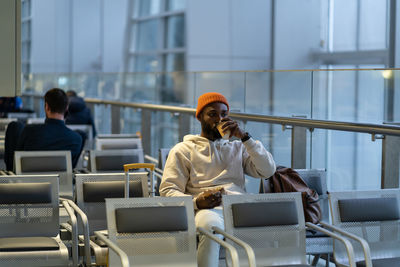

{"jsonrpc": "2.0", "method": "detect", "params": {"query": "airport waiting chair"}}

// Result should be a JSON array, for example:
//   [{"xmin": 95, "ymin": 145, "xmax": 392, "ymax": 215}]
[
  {"xmin": 14, "ymin": 150, "xmax": 74, "ymax": 199},
  {"xmin": 0, "ymin": 118, "xmax": 17, "ymax": 135},
  {"xmin": 96, "ymin": 196, "xmax": 240, "ymax": 267},
  {"xmin": 220, "ymin": 193, "xmax": 356, "ymax": 267},
  {"xmin": 323, "ymin": 189, "xmax": 400, "ymax": 267},
  {"xmin": 158, "ymin": 148, "xmax": 171, "ymax": 170},
  {"xmin": 66, "ymin": 124, "xmax": 94, "ymax": 150},
  {"xmin": 0, "ymin": 174, "xmax": 76, "ymax": 266},
  {"xmin": 296, "ymin": 169, "xmax": 333, "ymax": 265},
  {"xmin": 88, "ymin": 149, "xmax": 144, "ymax": 173},
  {"xmin": 26, "ymin": 117, "xmax": 45, "ymax": 124},
  {"xmin": 74, "ymin": 172, "xmax": 149, "ymax": 266},
  {"xmin": 95, "ymin": 136, "xmax": 142, "ymax": 150},
  {"xmin": 260, "ymin": 169, "xmax": 332, "ymax": 265},
  {"xmin": 152, "ymin": 148, "xmax": 171, "ymax": 196}
]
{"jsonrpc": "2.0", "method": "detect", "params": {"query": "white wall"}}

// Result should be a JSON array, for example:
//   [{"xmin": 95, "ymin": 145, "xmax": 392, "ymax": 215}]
[
  {"xmin": 31, "ymin": 0, "xmax": 70, "ymax": 72},
  {"xmin": 273, "ymin": 0, "xmax": 321, "ymax": 69},
  {"xmin": 186, "ymin": 0, "xmax": 272, "ymax": 71},
  {"xmin": 30, "ymin": 0, "xmax": 127, "ymax": 73}
]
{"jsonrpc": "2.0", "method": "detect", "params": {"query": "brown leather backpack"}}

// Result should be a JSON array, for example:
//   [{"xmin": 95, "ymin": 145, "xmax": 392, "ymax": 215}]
[{"xmin": 262, "ymin": 166, "xmax": 322, "ymax": 224}]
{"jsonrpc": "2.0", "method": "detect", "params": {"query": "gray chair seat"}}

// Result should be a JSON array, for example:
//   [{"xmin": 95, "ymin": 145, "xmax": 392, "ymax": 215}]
[
  {"xmin": 356, "ymin": 257, "xmax": 400, "ymax": 267},
  {"xmin": 0, "ymin": 237, "xmax": 59, "ymax": 252},
  {"xmin": 266, "ymin": 264, "xmax": 311, "ymax": 267}
]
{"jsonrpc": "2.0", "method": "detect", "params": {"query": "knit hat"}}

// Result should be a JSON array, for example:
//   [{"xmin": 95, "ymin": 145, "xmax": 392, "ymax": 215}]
[{"xmin": 195, "ymin": 92, "xmax": 229, "ymax": 120}]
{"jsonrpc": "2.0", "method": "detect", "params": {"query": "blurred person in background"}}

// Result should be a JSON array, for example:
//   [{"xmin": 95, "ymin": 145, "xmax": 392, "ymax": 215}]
[
  {"xmin": 65, "ymin": 90, "xmax": 96, "ymax": 138},
  {"xmin": 5, "ymin": 88, "xmax": 83, "ymax": 170}
]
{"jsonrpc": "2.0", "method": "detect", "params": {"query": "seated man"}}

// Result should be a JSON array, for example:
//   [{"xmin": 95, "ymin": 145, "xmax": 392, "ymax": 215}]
[
  {"xmin": 65, "ymin": 90, "xmax": 96, "ymax": 137},
  {"xmin": 15, "ymin": 88, "xmax": 83, "ymax": 168},
  {"xmin": 159, "ymin": 92, "xmax": 276, "ymax": 267}
]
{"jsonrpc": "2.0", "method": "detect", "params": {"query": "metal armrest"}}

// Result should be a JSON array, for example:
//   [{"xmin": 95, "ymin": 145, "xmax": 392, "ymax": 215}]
[
  {"xmin": 306, "ymin": 222, "xmax": 356, "ymax": 267},
  {"xmin": 61, "ymin": 199, "xmax": 78, "ymax": 266},
  {"xmin": 319, "ymin": 221, "xmax": 372, "ymax": 267},
  {"xmin": 144, "ymin": 154, "xmax": 158, "ymax": 164},
  {"xmin": 212, "ymin": 226, "xmax": 256, "ymax": 267},
  {"xmin": 197, "ymin": 227, "xmax": 240, "ymax": 267},
  {"xmin": 94, "ymin": 231, "xmax": 130, "ymax": 267},
  {"xmin": 66, "ymin": 199, "xmax": 92, "ymax": 266}
]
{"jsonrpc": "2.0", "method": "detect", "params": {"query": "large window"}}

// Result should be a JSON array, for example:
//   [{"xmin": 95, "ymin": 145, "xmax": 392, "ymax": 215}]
[
  {"xmin": 21, "ymin": 0, "xmax": 32, "ymax": 76},
  {"xmin": 125, "ymin": 0, "xmax": 186, "ymax": 72}
]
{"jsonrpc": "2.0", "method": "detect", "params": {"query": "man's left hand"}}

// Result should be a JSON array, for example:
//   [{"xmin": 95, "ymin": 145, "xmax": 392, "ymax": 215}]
[{"xmin": 220, "ymin": 117, "xmax": 246, "ymax": 139}]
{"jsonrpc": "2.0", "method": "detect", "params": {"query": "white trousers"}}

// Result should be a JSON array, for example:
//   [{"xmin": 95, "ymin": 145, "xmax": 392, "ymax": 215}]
[{"xmin": 195, "ymin": 206, "xmax": 224, "ymax": 267}]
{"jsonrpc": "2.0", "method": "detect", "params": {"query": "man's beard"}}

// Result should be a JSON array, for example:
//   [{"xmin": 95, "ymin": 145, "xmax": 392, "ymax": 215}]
[{"xmin": 201, "ymin": 121, "xmax": 222, "ymax": 140}]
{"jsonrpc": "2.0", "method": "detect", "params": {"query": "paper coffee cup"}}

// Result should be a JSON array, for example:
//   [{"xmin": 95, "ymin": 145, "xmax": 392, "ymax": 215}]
[{"xmin": 217, "ymin": 122, "xmax": 230, "ymax": 140}]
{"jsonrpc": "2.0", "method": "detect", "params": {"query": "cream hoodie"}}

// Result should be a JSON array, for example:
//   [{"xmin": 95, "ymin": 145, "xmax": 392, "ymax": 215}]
[{"xmin": 159, "ymin": 134, "xmax": 276, "ymax": 207}]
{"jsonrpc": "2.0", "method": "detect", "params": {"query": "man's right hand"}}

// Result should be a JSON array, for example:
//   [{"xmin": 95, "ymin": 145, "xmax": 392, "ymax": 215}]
[{"xmin": 195, "ymin": 188, "xmax": 225, "ymax": 209}]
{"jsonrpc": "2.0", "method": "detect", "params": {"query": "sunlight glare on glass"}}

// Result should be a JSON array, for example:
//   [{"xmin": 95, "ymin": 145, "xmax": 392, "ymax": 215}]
[
  {"xmin": 382, "ymin": 70, "xmax": 392, "ymax": 79},
  {"xmin": 58, "ymin": 76, "xmax": 68, "ymax": 86}
]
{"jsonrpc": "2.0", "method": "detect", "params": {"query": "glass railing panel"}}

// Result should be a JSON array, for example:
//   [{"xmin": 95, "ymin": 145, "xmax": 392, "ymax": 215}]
[
  {"xmin": 94, "ymin": 104, "xmax": 111, "ymax": 134},
  {"xmin": 121, "ymin": 107, "xmax": 141, "ymax": 135},
  {"xmin": 121, "ymin": 72, "xmax": 159, "ymax": 103},
  {"xmin": 311, "ymin": 129, "xmax": 382, "ymax": 191},
  {"xmin": 156, "ymin": 72, "xmax": 195, "ymax": 105},
  {"xmin": 271, "ymin": 71, "xmax": 312, "ymax": 117},
  {"xmin": 312, "ymin": 69, "xmax": 387, "ymax": 123},
  {"xmin": 151, "ymin": 111, "xmax": 180, "ymax": 156},
  {"xmin": 194, "ymin": 72, "xmax": 246, "ymax": 112},
  {"xmin": 245, "ymin": 71, "xmax": 313, "ymax": 116}
]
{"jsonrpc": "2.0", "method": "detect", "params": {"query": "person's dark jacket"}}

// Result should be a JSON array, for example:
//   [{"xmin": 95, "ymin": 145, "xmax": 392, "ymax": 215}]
[
  {"xmin": 65, "ymin": 96, "xmax": 96, "ymax": 137},
  {"xmin": 16, "ymin": 118, "xmax": 83, "ymax": 168},
  {"xmin": 4, "ymin": 121, "xmax": 25, "ymax": 171}
]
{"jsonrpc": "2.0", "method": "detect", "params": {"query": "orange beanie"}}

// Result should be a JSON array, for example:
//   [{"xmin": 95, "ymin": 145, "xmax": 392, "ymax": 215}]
[{"xmin": 195, "ymin": 92, "xmax": 229, "ymax": 120}]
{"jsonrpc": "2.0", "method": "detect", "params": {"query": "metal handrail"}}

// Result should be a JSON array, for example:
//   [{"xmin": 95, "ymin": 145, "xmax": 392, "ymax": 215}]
[
  {"xmin": 23, "ymin": 94, "xmax": 400, "ymax": 136},
  {"xmin": 83, "ymin": 98, "xmax": 400, "ymax": 136}
]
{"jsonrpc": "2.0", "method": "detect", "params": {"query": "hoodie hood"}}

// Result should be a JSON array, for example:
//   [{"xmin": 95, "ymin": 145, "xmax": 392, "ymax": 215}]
[
  {"xmin": 183, "ymin": 134, "xmax": 229, "ymax": 145},
  {"xmin": 68, "ymin": 96, "xmax": 86, "ymax": 113}
]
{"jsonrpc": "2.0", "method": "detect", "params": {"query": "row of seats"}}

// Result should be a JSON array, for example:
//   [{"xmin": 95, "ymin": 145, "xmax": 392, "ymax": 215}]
[
  {"xmin": 1, "ymin": 133, "xmax": 399, "ymax": 266},
  {"xmin": 2, "ymin": 171, "xmax": 399, "ymax": 266},
  {"xmin": 86, "ymin": 187, "xmax": 400, "ymax": 267}
]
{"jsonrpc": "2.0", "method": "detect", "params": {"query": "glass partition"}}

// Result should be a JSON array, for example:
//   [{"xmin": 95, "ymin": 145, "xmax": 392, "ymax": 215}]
[{"xmin": 21, "ymin": 69, "xmax": 399, "ymax": 192}]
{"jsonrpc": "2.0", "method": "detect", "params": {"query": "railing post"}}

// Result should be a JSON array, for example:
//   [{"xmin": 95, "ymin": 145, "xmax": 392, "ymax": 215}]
[
  {"xmin": 291, "ymin": 126, "xmax": 307, "ymax": 169},
  {"xmin": 381, "ymin": 135, "xmax": 400, "ymax": 188},
  {"xmin": 178, "ymin": 113, "xmax": 190, "ymax": 142},
  {"xmin": 86, "ymin": 102, "xmax": 95, "ymax": 119},
  {"xmin": 34, "ymin": 97, "xmax": 42, "ymax": 117},
  {"xmin": 111, "ymin": 105, "xmax": 121, "ymax": 134},
  {"xmin": 141, "ymin": 109, "xmax": 152, "ymax": 156}
]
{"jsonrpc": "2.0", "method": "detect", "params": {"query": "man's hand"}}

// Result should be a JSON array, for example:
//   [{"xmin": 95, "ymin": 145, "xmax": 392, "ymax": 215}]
[
  {"xmin": 220, "ymin": 117, "xmax": 246, "ymax": 139},
  {"xmin": 196, "ymin": 187, "xmax": 225, "ymax": 209}
]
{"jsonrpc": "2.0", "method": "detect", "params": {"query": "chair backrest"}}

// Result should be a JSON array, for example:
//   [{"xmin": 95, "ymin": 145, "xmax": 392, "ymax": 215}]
[
  {"xmin": 14, "ymin": 151, "xmax": 73, "ymax": 199},
  {"xmin": 329, "ymin": 189, "xmax": 400, "ymax": 265},
  {"xmin": 66, "ymin": 124, "xmax": 93, "ymax": 150},
  {"xmin": 295, "ymin": 169, "xmax": 328, "ymax": 222},
  {"xmin": 75, "ymin": 172, "xmax": 149, "ymax": 234},
  {"xmin": 260, "ymin": 168, "xmax": 328, "ymax": 222},
  {"xmin": 26, "ymin": 117, "xmax": 45, "ymax": 124},
  {"xmin": 0, "ymin": 174, "xmax": 59, "ymax": 238},
  {"xmin": 95, "ymin": 137, "xmax": 142, "ymax": 150},
  {"xmin": 89, "ymin": 149, "xmax": 144, "ymax": 173},
  {"xmin": 0, "ymin": 118, "xmax": 17, "ymax": 134},
  {"xmin": 158, "ymin": 148, "xmax": 170, "ymax": 170},
  {"xmin": 222, "ymin": 193, "xmax": 306, "ymax": 266},
  {"xmin": 105, "ymin": 196, "xmax": 197, "ymax": 267}
]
